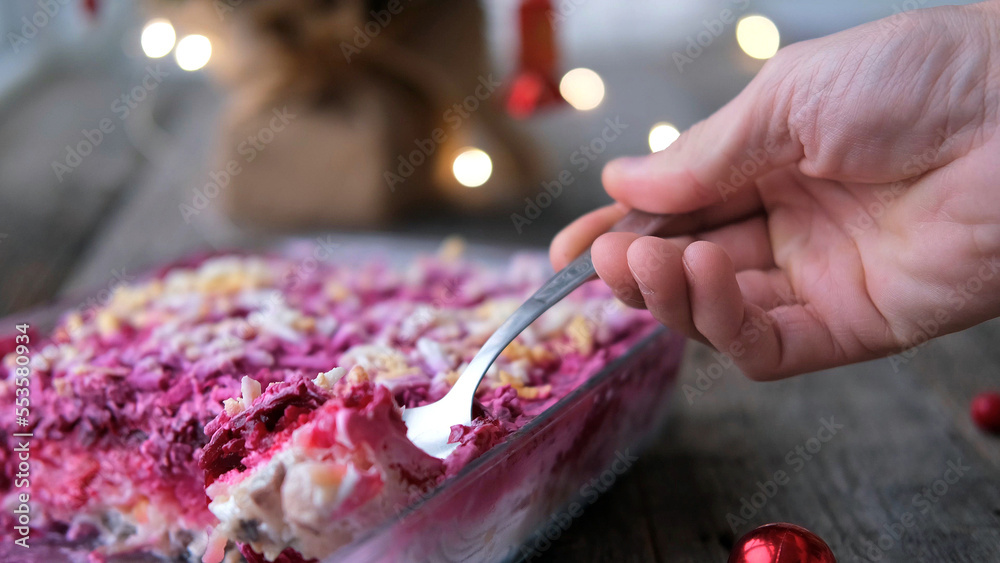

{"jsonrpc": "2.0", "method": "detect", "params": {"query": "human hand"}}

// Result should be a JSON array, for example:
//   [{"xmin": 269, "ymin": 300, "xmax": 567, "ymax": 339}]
[{"xmin": 551, "ymin": 1, "xmax": 1000, "ymax": 379}]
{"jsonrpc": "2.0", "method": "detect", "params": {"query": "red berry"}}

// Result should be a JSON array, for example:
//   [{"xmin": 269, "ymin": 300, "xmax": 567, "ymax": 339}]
[{"xmin": 971, "ymin": 392, "xmax": 1000, "ymax": 434}]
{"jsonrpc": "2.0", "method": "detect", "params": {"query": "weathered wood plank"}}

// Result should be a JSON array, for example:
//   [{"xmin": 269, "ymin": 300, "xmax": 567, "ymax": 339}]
[
  {"xmin": 0, "ymin": 73, "xmax": 223, "ymax": 317},
  {"xmin": 0, "ymin": 72, "xmax": 141, "ymax": 316},
  {"xmin": 535, "ymin": 321, "xmax": 1000, "ymax": 562}
]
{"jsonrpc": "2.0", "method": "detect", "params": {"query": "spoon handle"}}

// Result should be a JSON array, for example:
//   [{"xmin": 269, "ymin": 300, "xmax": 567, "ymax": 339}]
[{"xmin": 449, "ymin": 209, "xmax": 674, "ymax": 401}]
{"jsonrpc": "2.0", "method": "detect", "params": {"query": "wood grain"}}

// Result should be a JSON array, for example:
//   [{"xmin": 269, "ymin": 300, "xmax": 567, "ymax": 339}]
[{"xmin": 536, "ymin": 333, "xmax": 1000, "ymax": 562}]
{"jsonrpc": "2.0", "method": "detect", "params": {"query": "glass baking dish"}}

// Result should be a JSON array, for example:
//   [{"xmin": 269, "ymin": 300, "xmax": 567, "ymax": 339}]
[
  {"xmin": 0, "ymin": 237, "xmax": 686, "ymax": 562},
  {"xmin": 327, "ymin": 327, "xmax": 684, "ymax": 563}
]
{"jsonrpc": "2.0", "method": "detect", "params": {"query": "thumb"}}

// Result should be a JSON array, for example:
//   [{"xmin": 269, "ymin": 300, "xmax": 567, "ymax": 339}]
[{"xmin": 603, "ymin": 61, "xmax": 803, "ymax": 213}]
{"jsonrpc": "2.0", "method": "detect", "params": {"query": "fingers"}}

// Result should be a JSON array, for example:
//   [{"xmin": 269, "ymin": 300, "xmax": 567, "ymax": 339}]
[
  {"xmin": 735, "ymin": 269, "xmax": 798, "ymax": 311},
  {"xmin": 620, "ymin": 239, "xmax": 844, "ymax": 380},
  {"xmin": 589, "ymin": 212, "xmax": 776, "ymax": 309},
  {"xmin": 550, "ymin": 189, "xmax": 764, "ymax": 271},
  {"xmin": 550, "ymin": 204, "xmax": 626, "ymax": 270},
  {"xmin": 695, "ymin": 216, "xmax": 774, "ymax": 272},
  {"xmin": 589, "ymin": 217, "xmax": 777, "ymax": 350},
  {"xmin": 624, "ymin": 236, "xmax": 703, "ymax": 342},
  {"xmin": 677, "ymin": 241, "xmax": 788, "ymax": 380},
  {"xmin": 602, "ymin": 64, "xmax": 803, "ymax": 215},
  {"xmin": 590, "ymin": 211, "xmax": 775, "ymax": 299},
  {"xmin": 591, "ymin": 232, "xmax": 646, "ymax": 308}
]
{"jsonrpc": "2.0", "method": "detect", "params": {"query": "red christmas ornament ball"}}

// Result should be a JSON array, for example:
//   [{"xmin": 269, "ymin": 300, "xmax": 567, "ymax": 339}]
[
  {"xmin": 728, "ymin": 523, "xmax": 836, "ymax": 563},
  {"xmin": 971, "ymin": 392, "xmax": 1000, "ymax": 434}
]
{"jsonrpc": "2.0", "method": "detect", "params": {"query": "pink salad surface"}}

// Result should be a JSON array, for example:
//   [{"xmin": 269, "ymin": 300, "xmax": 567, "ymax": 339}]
[{"xmin": 0, "ymin": 245, "xmax": 657, "ymax": 562}]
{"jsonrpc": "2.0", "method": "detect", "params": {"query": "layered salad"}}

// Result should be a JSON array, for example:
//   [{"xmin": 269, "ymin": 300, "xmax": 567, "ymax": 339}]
[{"xmin": 0, "ymin": 241, "xmax": 657, "ymax": 562}]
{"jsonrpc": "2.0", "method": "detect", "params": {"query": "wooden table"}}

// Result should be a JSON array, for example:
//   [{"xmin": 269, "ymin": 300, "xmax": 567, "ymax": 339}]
[
  {"xmin": 3, "ymin": 77, "xmax": 998, "ymax": 563},
  {"xmin": 536, "ymin": 336, "xmax": 1000, "ymax": 562}
]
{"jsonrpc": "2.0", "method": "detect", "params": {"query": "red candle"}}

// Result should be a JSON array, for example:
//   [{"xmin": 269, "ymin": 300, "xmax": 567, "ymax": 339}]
[{"xmin": 506, "ymin": 0, "xmax": 564, "ymax": 118}]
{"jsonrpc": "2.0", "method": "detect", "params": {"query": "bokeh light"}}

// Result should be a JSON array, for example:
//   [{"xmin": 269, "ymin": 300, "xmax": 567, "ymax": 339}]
[
  {"xmin": 559, "ymin": 68, "xmax": 605, "ymax": 111},
  {"xmin": 140, "ymin": 19, "xmax": 176, "ymax": 59},
  {"xmin": 175, "ymin": 35, "xmax": 212, "ymax": 71},
  {"xmin": 648, "ymin": 122, "xmax": 680, "ymax": 152},
  {"xmin": 736, "ymin": 15, "xmax": 780, "ymax": 60},
  {"xmin": 452, "ymin": 148, "xmax": 493, "ymax": 188}
]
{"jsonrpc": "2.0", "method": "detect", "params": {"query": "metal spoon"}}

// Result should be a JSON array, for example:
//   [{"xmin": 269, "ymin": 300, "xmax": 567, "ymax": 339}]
[{"xmin": 402, "ymin": 210, "xmax": 673, "ymax": 459}]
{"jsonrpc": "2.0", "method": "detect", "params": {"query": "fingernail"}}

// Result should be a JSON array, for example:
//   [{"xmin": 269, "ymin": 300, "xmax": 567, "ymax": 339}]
[{"xmin": 629, "ymin": 264, "xmax": 654, "ymax": 295}]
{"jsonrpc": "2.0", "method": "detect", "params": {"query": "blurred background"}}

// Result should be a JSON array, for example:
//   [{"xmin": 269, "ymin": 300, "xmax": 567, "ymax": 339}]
[{"xmin": 0, "ymin": 0, "xmax": 980, "ymax": 317}]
